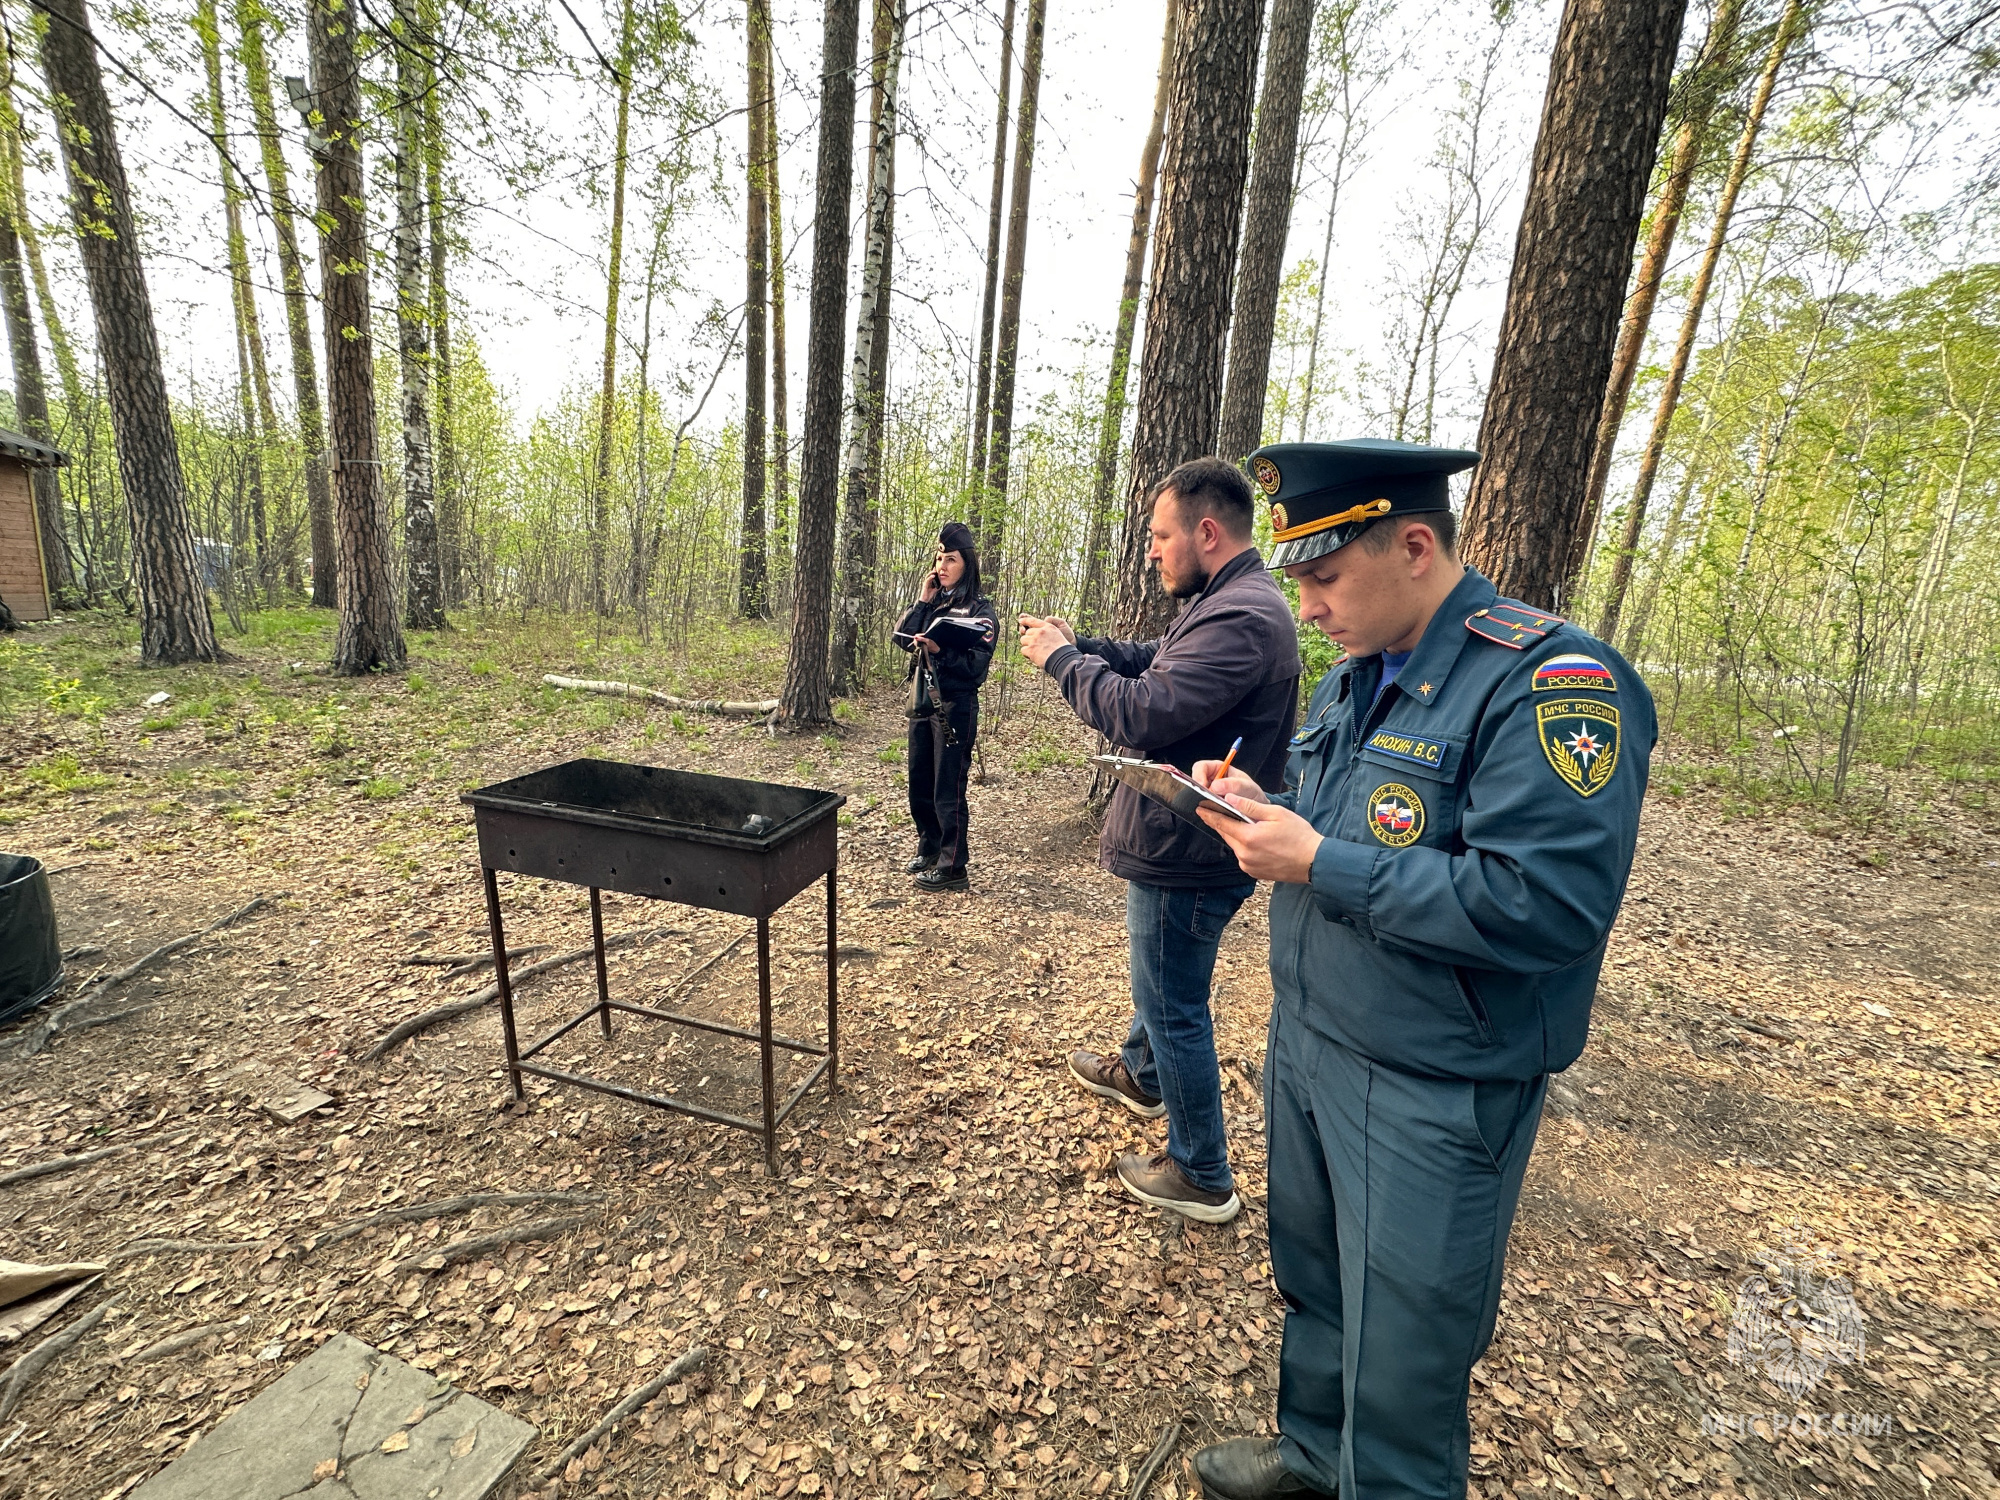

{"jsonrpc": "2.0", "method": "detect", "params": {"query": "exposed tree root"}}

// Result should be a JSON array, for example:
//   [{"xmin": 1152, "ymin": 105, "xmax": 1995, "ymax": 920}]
[
  {"xmin": 542, "ymin": 674, "xmax": 778, "ymax": 715},
  {"xmin": 1129, "ymin": 1417, "xmax": 1183, "ymax": 1499},
  {"xmin": 363, "ymin": 927, "xmax": 678, "ymax": 1060},
  {"xmin": 0, "ymin": 1297, "xmax": 119, "ymax": 1422},
  {"xmin": 16, "ymin": 895, "xmax": 280, "ymax": 1056},
  {"xmin": 390, "ymin": 1213, "xmax": 595, "ymax": 1275},
  {"xmin": 305, "ymin": 1189, "xmax": 607, "ymax": 1256},
  {"xmin": 534, "ymin": 1345, "xmax": 709, "ymax": 1485},
  {"xmin": 106, "ymin": 1239, "xmax": 259, "ymax": 1265},
  {"xmin": 0, "ymin": 1144, "xmax": 131, "ymax": 1188},
  {"xmin": 124, "ymin": 1315, "xmax": 251, "ymax": 1364}
]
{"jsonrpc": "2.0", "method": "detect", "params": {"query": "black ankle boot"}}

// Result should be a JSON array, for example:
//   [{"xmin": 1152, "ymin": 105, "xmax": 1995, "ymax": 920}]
[
  {"xmin": 905, "ymin": 853, "xmax": 937, "ymax": 874},
  {"xmin": 1193, "ymin": 1438, "xmax": 1319, "ymax": 1499}
]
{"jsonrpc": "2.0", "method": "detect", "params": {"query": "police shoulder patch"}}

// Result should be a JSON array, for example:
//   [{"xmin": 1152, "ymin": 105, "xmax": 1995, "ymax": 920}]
[
  {"xmin": 1367, "ymin": 782, "xmax": 1425, "ymax": 846},
  {"xmin": 1533, "ymin": 652, "xmax": 1616, "ymax": 692},
  {"xmin": 1467, "ymin": 600, "xmax": 1565, "ymax": 650},
  {"xmin": 1536, "ymin": 698, "xmax": 1621, "ymax": 797}
]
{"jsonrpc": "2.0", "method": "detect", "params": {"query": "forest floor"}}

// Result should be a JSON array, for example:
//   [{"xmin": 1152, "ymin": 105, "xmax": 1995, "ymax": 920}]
[{"xmin": 1, "ymin": 609, "xmax": 1998, "ymax": 1500}]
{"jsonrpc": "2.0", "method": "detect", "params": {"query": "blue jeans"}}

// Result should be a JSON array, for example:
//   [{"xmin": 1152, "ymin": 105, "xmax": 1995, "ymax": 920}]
[{"xmin": 1120, "ymin": 879, "xmax": 1255, "ymax": 1194}]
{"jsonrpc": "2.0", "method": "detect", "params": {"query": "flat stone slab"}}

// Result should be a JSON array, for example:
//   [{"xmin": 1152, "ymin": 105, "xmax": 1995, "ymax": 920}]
[{"xmin": 132, "ymin": 1332, "xmax": 536, "ymax": 1500}]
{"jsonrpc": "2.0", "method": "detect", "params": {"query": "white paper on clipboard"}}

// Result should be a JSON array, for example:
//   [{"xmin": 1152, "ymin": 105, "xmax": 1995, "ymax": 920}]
[{"xmin": 1090, "ymin": 755, "xmax": 1255, "ymax": 832}]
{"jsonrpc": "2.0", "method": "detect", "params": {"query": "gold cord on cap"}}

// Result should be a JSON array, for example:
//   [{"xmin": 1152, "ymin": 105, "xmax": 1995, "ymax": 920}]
[{"xmin": 1270, "ymin": 496, "xmax": 1392, "ymax": 544}]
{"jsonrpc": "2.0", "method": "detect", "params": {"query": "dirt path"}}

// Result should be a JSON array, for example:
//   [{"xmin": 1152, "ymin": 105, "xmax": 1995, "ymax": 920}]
[{"xmin": 1, "ymin": 618, "xmax": 1996, "ymax": 1500}]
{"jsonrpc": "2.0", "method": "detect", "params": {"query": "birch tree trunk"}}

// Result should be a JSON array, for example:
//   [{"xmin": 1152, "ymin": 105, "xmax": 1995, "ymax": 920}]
[
  {"xmin": 423, "ymin": 2, "xmax": 461, "ymax": 604},
  {"xmin": 1215, "ymin": 0, "xmax": 1316, "ymax": 465},
  {"xmin": 1112, "ymin": 0, "xmax": 1267, "ymax": 640},
  {"xmin": 1572, "ymin": 0, "xmax": 1743, "ymax": 590},
  {"xmin": 1080, "ymin": 0, "xmax": 1176, "ymax": 630},
  {"xmin": 739, "ymin": 0, "xmax": 772, "ymax": 618},
  {"xmin": 966, "ymin": 0, "xmax": 1016, "ymax": 539},
  {"xmin": 777, "ymin": 0, "xmax": 861, "ymax": 728},
  {"xmin": 394, "ymin": 0, "xmax": 444, "ymax": 629},
  {"xmin": 980, "ymin": 0, "xmax": 1046, "ymax": 575},
  {"xmin": 237, "ymin": 0, "xmax": 335, "ymax": 606},
  {"xmin": 1459, "ymin": 0, "xmax": 1689, "ymax": 609},
  {"xmin": 306, "ymin": 0, "xmax": 403, "ymax": 673},
  {"xmin": 196, "ymin": 0, "xmax": 272, "ymax": 599},
  {"xmin": 1594, "ymin": 0, "xmax": 1805, "ymax": 640},
  {"xmin": 34, "ymin": 0, "xmax": 219, "ymax": 664},
  {"xmin": 831, "ymin": 0, "xmax": 904, "ymax": 694},
  {"xmin": 591, "ymin": 0, "xmax": 637, "ymax": 617}
]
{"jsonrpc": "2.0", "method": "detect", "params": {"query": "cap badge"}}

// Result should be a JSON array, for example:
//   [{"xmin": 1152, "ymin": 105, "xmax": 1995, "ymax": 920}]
[
  {"xmin": 1270, "ymin": 503, "xmax": 1289, "ymax": 531},
  {"xmin": 1252, "ymin": 456, "xmax": 1282, "ymax": 495}
]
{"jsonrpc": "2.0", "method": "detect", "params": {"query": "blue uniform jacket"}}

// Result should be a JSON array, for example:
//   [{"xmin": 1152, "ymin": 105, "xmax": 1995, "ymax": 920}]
[{"xmin": 1270, "ymin": 569, "xmax": 1656, "ymax": 1082}]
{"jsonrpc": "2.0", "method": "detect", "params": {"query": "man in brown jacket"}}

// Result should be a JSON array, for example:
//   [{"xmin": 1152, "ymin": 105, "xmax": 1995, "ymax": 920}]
[{"xmin": 1019, "ymin": 457, "xmax": 1300, "ymax": 1222}]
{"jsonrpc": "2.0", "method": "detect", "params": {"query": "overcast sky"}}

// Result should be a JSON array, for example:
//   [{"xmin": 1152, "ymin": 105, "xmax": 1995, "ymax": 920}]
[{"xmin": 19, "ymin": 0, "xmax": 1989, "ymax": 458}]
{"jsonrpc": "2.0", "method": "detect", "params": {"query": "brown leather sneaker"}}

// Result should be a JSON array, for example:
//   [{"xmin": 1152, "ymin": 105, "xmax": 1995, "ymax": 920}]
[
  {"xmin": 1116, "ymin": 1151, "xmax": 1241, "ymax": 1224},
  {"xmin": 1068, "ymin": 1050, "xmax": 1165, "ymax": 1119}
]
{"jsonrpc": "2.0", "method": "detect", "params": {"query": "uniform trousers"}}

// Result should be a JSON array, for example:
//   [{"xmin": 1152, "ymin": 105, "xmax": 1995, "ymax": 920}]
[
  {"xmin": 908, "ymin": 698, "xmax": 978, "ymax": 873},
  {"xmin": 1265, "ymin": 998, "xmax": 1548, "ymax": 1500}
]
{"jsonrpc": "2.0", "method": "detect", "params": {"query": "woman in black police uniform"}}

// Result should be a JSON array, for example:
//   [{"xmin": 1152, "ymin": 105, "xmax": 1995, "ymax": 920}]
[{"xmin": 892, "ymin": 522, "xmax": 997, "ymax": 893}]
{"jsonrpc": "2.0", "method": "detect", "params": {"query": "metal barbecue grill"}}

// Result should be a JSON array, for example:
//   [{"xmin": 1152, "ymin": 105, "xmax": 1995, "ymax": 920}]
[{"xmin": 462, "ymin": 758, "xmax": 845, "ymax": 1171}]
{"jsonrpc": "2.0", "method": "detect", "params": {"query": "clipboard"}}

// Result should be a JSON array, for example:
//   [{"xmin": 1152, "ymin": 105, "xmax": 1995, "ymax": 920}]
[{"xmin": 1091, "ymin": 755, "xmax": 1255, "ymax": 832}]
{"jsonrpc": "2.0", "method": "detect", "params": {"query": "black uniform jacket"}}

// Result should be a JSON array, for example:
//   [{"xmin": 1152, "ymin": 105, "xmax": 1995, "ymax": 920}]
[{"xmin": 893, "ymin": 591, "xmax": 998, "ymax": 703}]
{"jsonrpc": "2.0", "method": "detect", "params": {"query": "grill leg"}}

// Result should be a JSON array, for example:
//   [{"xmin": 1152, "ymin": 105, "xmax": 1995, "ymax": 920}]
[
  {"xmin": 825, "ymin": 865, "xmax": 838, "ymax": 1096},
  {"xmin": 483, "ymin": 867, "xmax": 523, "ymax": 1102},
  {"xmin": 589, "ymin": 887, "xmax": 612, "ymax": 1038},
  {"xmin": 757, "ymin": 915, "xmax": 777, "ymax": 1175}
]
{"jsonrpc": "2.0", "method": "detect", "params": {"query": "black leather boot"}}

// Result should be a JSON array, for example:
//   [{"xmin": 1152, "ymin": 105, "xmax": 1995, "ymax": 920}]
[
  {"xmin": 1193, "ymin": 1439, "xmax": 1319, "ymax": 1499},
  {"xmin": 904, "ymin": 853, "xmax": 937, "ymax": 874}
]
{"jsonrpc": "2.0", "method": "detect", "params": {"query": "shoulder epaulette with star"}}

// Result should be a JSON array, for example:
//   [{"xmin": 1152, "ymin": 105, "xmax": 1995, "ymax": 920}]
[{"xmin": 1465, "ymin": 599, "xmax": 1565, "ymax": 649}]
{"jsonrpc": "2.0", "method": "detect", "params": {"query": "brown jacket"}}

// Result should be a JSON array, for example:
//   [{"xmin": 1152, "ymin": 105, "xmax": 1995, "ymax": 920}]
[{"xmin": 1044, "ymin": 548, "xmax": 1301, "ymax": 888}]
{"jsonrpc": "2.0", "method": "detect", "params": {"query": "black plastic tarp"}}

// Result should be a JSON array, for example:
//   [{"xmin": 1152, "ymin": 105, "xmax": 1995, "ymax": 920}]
[{"xmin": 0, "ymin": 853, "xmax": 61, "ymax": 1024}]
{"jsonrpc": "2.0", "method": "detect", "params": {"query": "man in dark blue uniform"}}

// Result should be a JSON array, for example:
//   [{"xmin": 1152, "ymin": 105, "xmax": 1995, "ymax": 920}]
[{"xmin": 1186, "ymin": 440, "xmax": 1656, "ymax": 1500}]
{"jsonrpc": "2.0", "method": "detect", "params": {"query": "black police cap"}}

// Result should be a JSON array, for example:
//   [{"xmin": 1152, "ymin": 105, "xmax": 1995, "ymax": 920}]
[{"xmin": 1249, "ymin": 439, "xmax": 1479, "ymax": 570}]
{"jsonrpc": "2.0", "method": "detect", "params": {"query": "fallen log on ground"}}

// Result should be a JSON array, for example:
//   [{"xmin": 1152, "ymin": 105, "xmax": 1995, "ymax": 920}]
[
  {"xmin": 543, "ymin": 674, "xmax": 778, "ymax": 715},
  {"xmin": 0, "ymin": 1297, "xmax": 119, "ymax": 1422},
  {"xmin": 306, "ymin": 1189, "xmax": 607, "ymax": 1256},
  {"xmin": 363, "ymin": 926, "xmax": 678, "ymax": 1060},
  {"xmin": 391, "ymin": 1213, "xmax": 594, "ymax": 1275},
  {"xmin": 535, "ymin": 1345, "xmax": 709, "ymax": 1485}
]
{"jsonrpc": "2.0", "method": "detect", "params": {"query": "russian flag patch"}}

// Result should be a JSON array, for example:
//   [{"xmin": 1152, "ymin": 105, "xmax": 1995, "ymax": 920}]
[{"xmin": 1532, "ymin": 653, "xmax": 1616, "ymax": 692}]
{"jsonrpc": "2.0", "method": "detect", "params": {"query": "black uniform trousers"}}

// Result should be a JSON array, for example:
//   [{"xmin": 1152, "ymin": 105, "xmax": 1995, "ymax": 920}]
[
  {"xmin": 1267, "ymin": 997, "xmax": 1548, "ymax": 1500},
  {"xmin": 908, "ymin": 697, "xmax": 978, "ymax": 873}
]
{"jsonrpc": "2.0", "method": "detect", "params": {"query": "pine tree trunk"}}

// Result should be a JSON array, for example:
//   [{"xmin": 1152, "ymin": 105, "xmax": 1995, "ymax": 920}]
[
  {"xmin": 196, "ymin": 0, "xmax": 272, "ymax": 600},
  {"xmin": 761, "ymin": 13, "xmax": 790, "ymax": 600},
  {"xmin": 0, "ymin": 30, "xmax": 68, "ymax": 601},
  {"xmin": 1572, "ymin": 0, "xmax": 1742, "ymax": 591},
  {"xmin": 777, "ymin": 0, "xmax": 861, "ymax": 729},
  {"xmin": 237, "ymin": 0, "xmax": 335, "ymax": 607},
  {"xmin": 1112, "ymin": 0, "xmax": 1268, "ymax": 640},
  {"xmin": 34, "ymin": 0, "xmax": 219, "ymax": 664},
  {"xmin": 1458, "ymin": 0, "xmax": 1689, "ymax": 610},
  {"xmin": 0, "ymin": 60, "xmax": 83, "ymax": 423},
  {"xmin": 394, "ymin": 0, "xmax": 444, "ymax": 630},
  {"xmin": 423, "ymin": 4, "xmax": 461, "ymax": 604},
  {"xmin": 1081, "ymin": 0, "xmax": 1177, "ymax": 630},
  {"xmin": 592, "ymin": 0, "xmax": 637, "ymax": 618},
  {"xmin": 966, "ymin": 0, "xmax": 1015, "ymax": 538},
  {"xmin": 830, "ymin": 0, "xmax": 904, "ymax": 695},
  {"xmin": 981, "ymin": 0, "xmax": 1046, "ymax": 576},
  {"xmin": 307, "ymin": 0, "xmax": 403, "ymax": 673},
  {"xmin": 739, "ymin": 0, "xmax": 772, "ymax": 619},
  {"xmin": 1215, "ymin": 0, "xmax": 1315, "ymax": 465},
  {"xmin": 1595, "ymin": 0, "xmax": 1804, "ymax": 640}
]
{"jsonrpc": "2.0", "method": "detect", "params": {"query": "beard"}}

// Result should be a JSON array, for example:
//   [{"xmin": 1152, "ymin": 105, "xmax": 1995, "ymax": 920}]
[{"xmin": 1162, "ymin": 559, "xmax": 1212, "ymax": 599}]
